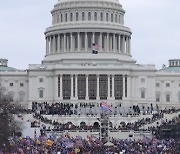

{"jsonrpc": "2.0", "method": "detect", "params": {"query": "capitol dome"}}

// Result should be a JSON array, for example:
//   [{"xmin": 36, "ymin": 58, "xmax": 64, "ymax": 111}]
[{"xmin": 43, "ymin": 0, "xmax": 135, "ymax": 64}]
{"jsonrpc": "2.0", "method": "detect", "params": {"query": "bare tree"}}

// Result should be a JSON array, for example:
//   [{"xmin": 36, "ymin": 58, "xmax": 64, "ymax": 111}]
[{"xmin": 0, "ymin": 89, "xmax": 22, "ymax": 151}]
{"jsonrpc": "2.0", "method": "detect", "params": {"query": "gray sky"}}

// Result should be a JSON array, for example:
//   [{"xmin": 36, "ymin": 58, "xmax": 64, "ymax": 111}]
[{"xmin": 0, "ymin": 0, "xmax": 180, "ymax": 70}]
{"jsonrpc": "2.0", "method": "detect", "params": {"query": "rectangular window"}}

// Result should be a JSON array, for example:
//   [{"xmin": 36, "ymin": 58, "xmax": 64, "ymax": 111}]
[
  {"xmin": 166, "ymin": 94, "xmax": 170, "ymax": 102},
  {"xmin": 156, "ymin": 83, "xmax": 160, "ymax": 87},
  {"xmin": 141, "ymin": 78, "xmax": 145, "ymax": 83},
  {"xmin": 10, "ymin": 83, "xmax": 13, "ymax": 87},
  {"xmin": 82, "ymin": 12, "xmax": 85, "ymax": 21},
  {"xmin": 39, "ymin": 78, "xmax": 43, "ymax": 83},
  {"xmin": 110, "ymin": 75, "xmax": 112, "ymax": 97},
  {"xmin": 62, "ymin": 74, "xmax": 71, "ymax": 100},
  {"xmin": 114, "ymin": 75, "xmax": 123, "ymax": 100},
  {"xmin": 166, "ymin": 83, "xmax": 170, "ymax": 87},
  {"xmin": 88, "ymin": 75, "xmax": 97, "ymax": 100},
  {"xmin": 78, "ymin": 75, "xmax": 86, "ymax": 100},
  {"xmin": 20, "ymin": 83, "xmax": 24, "ymax": 87},
  {"xmin": 39, "ymin": 90, "xmax": 44, "ymax": 98},
  {"xmin": 58, "ymin": 75, "xmax": 60, "ymax": 97},
  {"xmin": 99, "ymin": 75, "xmax": 108, "ymax": 100}
]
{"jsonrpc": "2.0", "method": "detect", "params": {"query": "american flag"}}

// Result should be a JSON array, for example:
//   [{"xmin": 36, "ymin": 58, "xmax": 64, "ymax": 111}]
[
  {"xmin": 92, "ymin": 43, "xmax": 100, "ymax": 49},
  {"xmin": 100, "ymin": 101, "xmax": 112, "ymax": 112}
]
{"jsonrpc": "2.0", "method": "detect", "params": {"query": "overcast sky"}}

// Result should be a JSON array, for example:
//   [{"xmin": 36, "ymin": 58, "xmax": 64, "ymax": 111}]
[{"xmin": 0, "ymin": 0, "xmax": 180, "ymax": 70}]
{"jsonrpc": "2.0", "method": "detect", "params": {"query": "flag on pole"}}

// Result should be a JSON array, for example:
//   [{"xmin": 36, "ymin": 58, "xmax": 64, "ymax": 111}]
[
  {"xmin": 92, "ymin": 43, "xmax": 100, "ymax": 49},
  {"xmin": 92, "ymin": 50, "xmax": 98, "ymax": 54},
  {"xmin": 92, "ymin": 43, "xmax": 99, "ymax": 54},
  {"xmin": 100, "ymin": 101, "xmax": 112, "ymax": 112}
]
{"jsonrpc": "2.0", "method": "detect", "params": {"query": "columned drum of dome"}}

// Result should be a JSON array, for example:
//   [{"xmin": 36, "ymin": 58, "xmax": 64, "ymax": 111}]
[{"xmin": 43, "ymin": 0, "xmax": 134, "ymax": 64}]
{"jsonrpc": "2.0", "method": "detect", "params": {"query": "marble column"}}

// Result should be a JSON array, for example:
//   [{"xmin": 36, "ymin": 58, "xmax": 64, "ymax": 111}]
[
  {"xmin": 78, "ymin": 32, "xmax": 80, "ymax": 51},
  {"xmin": 86, "ymin": 75, "xmax": 89, "ymax": 100},
  {"xmin": 123, "ymin": 75, "xmax": 125, "ymax": 98},
  {"xmin": 97, "ymin": 75, "xmax": 100, "ymax": 100},
  {"xmin": 50, "ymin": 36, "xmax": 52, "ymax": 54},
  {"xmin": 106, "ymin": 33, "xmax": 109, "ymax": 52},
  {"xmin": 85, "ymin": 32, "xmax": 88, "ymax": 51},
  {"xmin": 71, "ymin": 75, "xmax": 73, "ymax": 99},
  {"xmin": 75, "ymin": 75, "xmax": 78, "ymax": 98},
  {"xmin": 113, "ymin": 34, "xmax": 116, "ymax": 52},
  {"xmin": 108, "ymin": 75, "xmax": 110, "ymax": 98},
  {"xmin": 126, "ymin": 36, "xmax": 129, "ymax": 54},
  {"xmin": 100, "ymin": 32, "xmax": 102, "ymax": 52},
  {"xmin": 57, "ymin": 34, "xmax": 60, "ymax": 53},
  {"xmin": 118, "ymin": 34, "xmax": 121, "ymax": 53},
  {"xmin": 112, "ymin": 75, "xmax": 115, "ymax": 98},
  {"xmin": 46, "ymin": 37, "xmax": 49, "ymax": 55},
  {"xmin": 60, "ymin": 75, "xmax": 63, "ymax": 98},
  {"xmin": 71, "ymin": 33, "xmax": 73, "ymax": 52},
  {"xmin": 122, "ymin": 35, "xmax": 125, "ymax": 53},
  {"xmin": 92, "ymin": 32, "xmax": 95, "ymax": 43},
  {"xmin": 53, "ymin": 35, "xmax": 56, "ymax": 53},
  {"xmin": 64, "ymin": 33, "xmax": 66, "ymax": 52},
  {"xmin": 129, "ymin": 37, "xmax": 131, "ymax": 55}
]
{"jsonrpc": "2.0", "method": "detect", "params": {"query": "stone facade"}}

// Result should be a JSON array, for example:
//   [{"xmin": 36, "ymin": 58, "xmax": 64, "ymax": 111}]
[{"xmin": 0, "ymin": 0, "xmax": 179, "ymax": 111}]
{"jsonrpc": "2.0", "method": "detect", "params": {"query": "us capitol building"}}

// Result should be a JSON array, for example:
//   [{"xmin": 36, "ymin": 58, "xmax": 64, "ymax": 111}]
[{"xmin": 0, "ymin": 0, "xmax": 180, "ymax": 111}]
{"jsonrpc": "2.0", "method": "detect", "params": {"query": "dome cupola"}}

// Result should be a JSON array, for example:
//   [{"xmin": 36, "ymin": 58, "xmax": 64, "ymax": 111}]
[{"xmin": 43, "ymin": 0, "xmax": 135, "ymax": 64}]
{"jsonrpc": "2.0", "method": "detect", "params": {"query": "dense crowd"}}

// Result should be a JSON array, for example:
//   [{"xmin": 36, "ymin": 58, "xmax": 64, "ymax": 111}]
[
  {"xmin": 30, "ymin": 104, "xmax": 180, "ymax": 134},
  {"xmin": 31, "ymin": 102, "xmax": 158, "ymax": 117},
  {"xmin": 0, "ymin": 135, "xmax": 178, "ymax": 154}
]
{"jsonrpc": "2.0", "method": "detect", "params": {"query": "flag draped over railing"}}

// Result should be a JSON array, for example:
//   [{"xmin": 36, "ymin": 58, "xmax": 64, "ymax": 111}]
[{"xmin": 100, "ymin": 101, "xmax": 112, "ymax": 112}]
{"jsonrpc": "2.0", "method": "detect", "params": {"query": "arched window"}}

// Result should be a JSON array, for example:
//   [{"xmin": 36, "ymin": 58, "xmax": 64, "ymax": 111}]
[
  {"xmin": 76, "ymin": 12, "xmax": 79, "ymax": 21},
  {"xmin": 65, "ymin": 13, "xmax": 67, "ymax": 22},
  {"xmin": 60, "ymin": 14, "xmax": 63, "ymax": 22},
  {"xmin": 166, "ymin": 93, "xmax": 170, "ymax": 102},
  {"xmin": 70, "ymin": 13, "xmax": 73, "ymax": 21},
  {"xmin": 106, "ymin": 13, "xmax": 109, "ymax": 21},
  {"xmin": 115, "ymin": 14, "xmax": 117, "ymax": 22},
  {"xmin": 100, "ymin": 12, "xmax": 103, "ymax": 21},
  {"xmin": 94, "ymin": 12, "xmax": 97, "ymax": 21},
  {"xmin": 38, "ymin": 88, "xmax": 44, "ymax": 98},
  {"xmin": 8, "ymin": 91, "xmax": 14, "ymax": 102},
  {"xmin": 82, "ymin": 12, "xmax": 85, "ymax": 21},
  {"xmin": 119, "ymin": 14, "xmax": 121, "ymax": 23},
  {"xmin": 140, "ymin": 88, "xmax": 145, "ymax": 99},
  {"xmin": 111, "ymin": 13, "xmax": 113, "ymax": 22},
  {"xmin": 88, "ymin": 12, "xmax": 91, "ymax": 21},
  {"xmin": 156, "ymin": 92, "xmax": 160, "ymax": 102},
  {"xmin": 19, "ymin": 91, "xmax": 25, "ymax": 102},
  {"xmin": 57, "ymin": 14, "xmax": 59, "ymax": 23}
]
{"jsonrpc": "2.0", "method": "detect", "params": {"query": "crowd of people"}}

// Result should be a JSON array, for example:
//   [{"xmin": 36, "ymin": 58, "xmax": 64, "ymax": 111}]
[
  {"xmin": 1, "ymin": 135, "xmax": 178, "ymax": 154},
  {"xmin": 31, "ymin": 102, "xmax": 160, "ymax": 117},
  {"xmin": 32, "ymin": 106, "xmax": 179, "ymax": 133}
]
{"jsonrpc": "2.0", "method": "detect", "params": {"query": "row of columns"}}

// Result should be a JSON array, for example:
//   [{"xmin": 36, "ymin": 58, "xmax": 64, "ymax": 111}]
[
  {"xmin": 57, "ymin": 74, "xmax": 127, "ymax": 100},
  {"xmin": 46, "ymin": 32, "xmax": 131, "ymax": 55}
]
